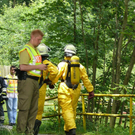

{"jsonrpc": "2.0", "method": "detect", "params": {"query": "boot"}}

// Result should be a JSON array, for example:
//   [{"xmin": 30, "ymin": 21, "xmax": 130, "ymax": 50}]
[
  {"xmin": 69, "ymin": 128, "xmax": 76, "ymax": 135},
  {"xmin": 34, "ymin": 119, "xmax": 41, "ymax": 135},
  {"xmin": 65, "ymin": 131, "xmax": 70, "ymax": 135}
]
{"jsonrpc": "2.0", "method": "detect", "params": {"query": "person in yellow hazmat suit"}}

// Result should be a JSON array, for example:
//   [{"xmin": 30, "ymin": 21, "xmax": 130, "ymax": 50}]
[
  {"xmin": 52, "ymin": 44, "xmax": 94, "ymax": 135},
  {"xmin": 33, "ymin": 43, "xmax": 58, "ymax": 135}
]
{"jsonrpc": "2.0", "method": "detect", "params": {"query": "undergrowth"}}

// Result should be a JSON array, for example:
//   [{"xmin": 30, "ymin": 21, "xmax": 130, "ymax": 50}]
[{"xmin": 0, "ymin": 105, "xmax": 134, "ymax": 135}]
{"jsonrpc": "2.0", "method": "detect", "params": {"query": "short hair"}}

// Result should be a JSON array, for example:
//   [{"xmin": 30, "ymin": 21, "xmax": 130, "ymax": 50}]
[
  {"xmin": 31, "ymin": 29, "xmax": 44, "ymax": 37},
  {"xmin": 10, "ymin": 65, "xmax": 16, "ymax": 70}
]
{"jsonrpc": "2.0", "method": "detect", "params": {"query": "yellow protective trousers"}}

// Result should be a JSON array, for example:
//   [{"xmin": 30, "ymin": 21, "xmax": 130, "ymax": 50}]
[
  {"xmin": 58, "ymin": 82, "xmax": 81, "ymax": 131},
  {"xmin": 36, "ymin": 60, "xmax": 58, "ymax": 121},
  {"xmin": 36, "ymin": 83, "xmax": 47, "ymax": 121}
]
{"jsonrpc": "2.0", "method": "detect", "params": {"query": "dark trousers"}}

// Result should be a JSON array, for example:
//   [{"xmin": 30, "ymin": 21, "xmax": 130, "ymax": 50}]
[{"xmin": 0, "ymin": 104, "xmax": 4, "ymax": 124}]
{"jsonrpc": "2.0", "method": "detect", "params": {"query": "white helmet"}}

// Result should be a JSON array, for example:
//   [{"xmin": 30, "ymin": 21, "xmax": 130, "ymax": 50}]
[
  {"xmin": 37, "ymin": 43, "xmax": 50, "ymax": 57},
  {"xmin": 64, "ymin": 44, "xmax": 76, "ymax": 56}
]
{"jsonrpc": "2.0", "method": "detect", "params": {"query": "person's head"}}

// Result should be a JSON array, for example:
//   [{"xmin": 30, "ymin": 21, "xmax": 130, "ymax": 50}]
[
  {"xmin": 37, "ymin": 43, "xmax": 51, "ymax": 61},
  {"xmin": 64, "ymin": 44, "xmax": 76, "ymax": 57},
  {"xmin": 10, "ymin": 66, "xmax": 16, "ymax": 75},
  {"xmin": 30, "ymin": 29, "xmax": 44, "ymax": 47}
]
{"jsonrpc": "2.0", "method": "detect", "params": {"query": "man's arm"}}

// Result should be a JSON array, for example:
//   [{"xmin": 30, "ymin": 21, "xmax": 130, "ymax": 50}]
[{"xmin": 20, "ymin": 64, "xmax": 47, "ymax": 71}]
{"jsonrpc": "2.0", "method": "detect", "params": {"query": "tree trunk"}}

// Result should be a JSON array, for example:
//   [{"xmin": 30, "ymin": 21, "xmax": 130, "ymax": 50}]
[
  {"xmin": 105, "ymin": 98, "xmax": 112, "ymax": 126},
  {"xmin": 73, "ymin": 0, "xmax": 76, "ymax": 43},
  {"xmin": 110, "ymin": 0, "xmax": 129, "ymax": 128},
  {"xmin": 78, "ymin": 0, "xmax": 94, "ymax": 122},
  {"xmin": 118, "ymin": 44, "xmax": 135, "ymax": 126},
  {"xmin": 105, "ymin": 2, "xmax": 118, "ymax": 125},
  {"xmin": 123, "ymin": 46, "xmax": 135, "ymax": 86},
  {"xmin": 12, "ymin": 0, "xmax": 16, "ymax": 8},
  {"xmin": 78, "ymin": 0, "xmax": 89, "ymax": 74},
  {"xmin": 132, "ymin": 81, "xmax": 135, "ymax": 94}
]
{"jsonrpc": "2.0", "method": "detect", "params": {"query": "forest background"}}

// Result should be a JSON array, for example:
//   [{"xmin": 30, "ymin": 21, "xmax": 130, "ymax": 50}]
[{"xmin": 0, "ymin": 0, "xmax": 135, "ymax": 133}]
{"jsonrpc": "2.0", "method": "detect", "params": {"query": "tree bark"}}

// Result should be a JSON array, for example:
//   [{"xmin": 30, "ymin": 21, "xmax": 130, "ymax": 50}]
[
  {"xmin": 110, "ymin": 0, "xmax": 129, "ymax": 128},
  {"xmin": 78, "ymin": 0, "xmax": 89, "ymax": 74},
  {"xmin": 73, "ymin": 0, "xmax": 76, "ymax": 43},
  {"xmin": 123, "ymin": 46, "xmax": 135, "ymax": 86}
]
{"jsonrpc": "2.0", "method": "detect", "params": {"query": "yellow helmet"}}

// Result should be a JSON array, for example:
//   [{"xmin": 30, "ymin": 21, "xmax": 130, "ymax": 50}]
[
  {"xmin": 37, "ymin": 43, "xmax": 50, "ymax": 57},
  {"xmin": 64, "ymin": 44, "xmax": 76, "ymax": 56}
]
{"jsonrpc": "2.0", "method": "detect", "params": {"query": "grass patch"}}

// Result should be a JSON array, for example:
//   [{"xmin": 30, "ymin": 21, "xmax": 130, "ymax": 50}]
[
  {"xmin": 38, "ymin": 114, "xmax": 130, "ymax": 135},
  {"xmin": 1, "ymin": 102, "xmax": 134, "ymax": 135}
]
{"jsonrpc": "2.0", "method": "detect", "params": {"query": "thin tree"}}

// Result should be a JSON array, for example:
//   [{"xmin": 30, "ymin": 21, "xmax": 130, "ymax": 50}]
[{"xmin": 110, "ymin": 0, "xmax": 129, "ymax": 128}]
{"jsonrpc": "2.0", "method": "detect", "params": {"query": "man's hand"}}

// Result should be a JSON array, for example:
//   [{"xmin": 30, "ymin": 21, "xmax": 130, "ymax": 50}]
[
  {"xmin": 38, "ymin": 64, "xmax": 48, "ymax": 70},
  {"xmin": 88, "ymin": 91, "xmax": 94, "ymax": 100}
]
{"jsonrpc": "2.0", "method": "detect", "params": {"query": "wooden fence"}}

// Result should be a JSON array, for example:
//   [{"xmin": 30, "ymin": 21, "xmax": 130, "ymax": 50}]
[{"xmin": 0, "ymin": 65, "xmax": 10, "ymax": 77}]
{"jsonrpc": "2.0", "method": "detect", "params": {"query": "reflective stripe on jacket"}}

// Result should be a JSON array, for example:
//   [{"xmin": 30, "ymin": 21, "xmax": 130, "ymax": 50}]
[{"xmin": 19, "ymin": 44, "xmax": 42, "ymax": 77}]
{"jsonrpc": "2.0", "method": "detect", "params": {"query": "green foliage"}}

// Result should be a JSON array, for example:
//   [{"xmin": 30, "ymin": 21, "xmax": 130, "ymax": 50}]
[
  {"xmin": 2, "ymin": 102, "xmax": 133, "ymax": 135},
  {"xmin": 39, "ymin": 119, "xmax": 64, "ymax": 134},
  {"xmin": 0, "ymin": 129, "xmax": 11, "ymax": 135},
  {"xmin": 39, "ymin": 114, "xmax": 130, "ymax": 135},
  {"xmin": 46, "ymin": 82, "xmax": 59, "ymax": 97},
  {"xmin": 0, "ymin": 0, "xmax": 135, "ymax": 131},
  {"xmin": 0, "ymin": 0, "xmax": 134, "ymax": 86}
]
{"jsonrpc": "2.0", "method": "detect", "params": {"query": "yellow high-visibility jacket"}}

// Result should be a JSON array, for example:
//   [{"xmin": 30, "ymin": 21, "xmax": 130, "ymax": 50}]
[
  {"xmin": 19, "ymin": 44, "xmax": 42, "ymax": 77},
  {"xmin": 6, "ymin": 74, "xmax": 17, "ymax": 93}
]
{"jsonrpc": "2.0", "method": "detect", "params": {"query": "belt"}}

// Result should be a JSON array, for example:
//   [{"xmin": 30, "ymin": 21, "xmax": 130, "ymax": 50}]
[{"xmin": 27, "ymin": 75, "xmax": 39, "ymax": 81}]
